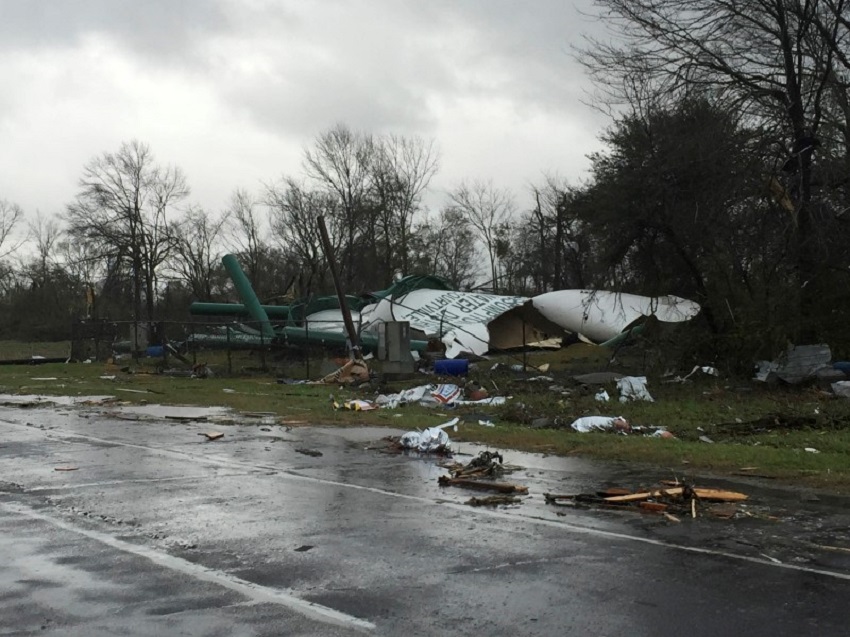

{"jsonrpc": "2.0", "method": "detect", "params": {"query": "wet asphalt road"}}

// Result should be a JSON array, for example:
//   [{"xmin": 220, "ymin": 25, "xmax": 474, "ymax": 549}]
[{"xmin": 2, "ymin": 400, "xmax": 850, "ymax": 636}]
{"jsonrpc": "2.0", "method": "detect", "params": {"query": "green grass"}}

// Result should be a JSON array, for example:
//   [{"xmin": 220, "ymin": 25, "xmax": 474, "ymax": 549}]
[
  {"xmin": 2, "ymin": 356, "xmax": 850, "ymax": 492},
  {"xmin": 0, "ymin": 340, "xmax": 70, "ymax": 360}
]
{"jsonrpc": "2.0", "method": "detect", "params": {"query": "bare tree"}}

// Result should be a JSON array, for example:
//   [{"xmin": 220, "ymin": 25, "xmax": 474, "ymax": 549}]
[
  {"xmin": 372, "ymin": 134, "xmax": 439, "ymax": 275},
  {"xmin": 225, "ymin": 189, "xmax": 266, "ymax": 288},
  {"xmin": 266, "ymin": 177, "xmax": 341, "ymax": 296},
  {"xmin": 303, "ymin": 124, "xmax": 375, "ymax": 286},
  {"xmin": 449, "ymin": 180, "xmax": 516, "ymax": 293},
  {"xmin": 65, "ymin": 140, "xmax": 189, "ymax": 331},
  {"xmin": 0, "ymin": 199, "xmax": 26, "ymax": 259},
  {"xmin": 409, "ymin": 207, "xmax": 479, "ymax": 289},
  {"xmin": 171, "ymin": 207, "xmax": 229, "ymax": 300},
  {"xmin": 25, "ymin": 212, "xmax": 63, "ymax": 289}
]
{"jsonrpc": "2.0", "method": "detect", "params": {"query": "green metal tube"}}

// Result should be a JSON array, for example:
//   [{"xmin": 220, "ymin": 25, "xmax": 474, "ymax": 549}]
[
  {"xmin": 221, "ymin": 254, "xmax": 276, "ymax": 339},
  {"xmin": 185, "ymin": 326, "xmax": 430, "ymax": 354},
  {"xmin": 280, "ymin": 326, "xmax": 430, "ymax": 353},
  {"xmin": 189, "ymin": 302, "xmax": 291, "ymax": 319}
]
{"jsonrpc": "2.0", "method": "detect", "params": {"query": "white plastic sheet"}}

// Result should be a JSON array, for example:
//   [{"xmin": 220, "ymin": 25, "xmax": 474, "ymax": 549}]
[
  {"xmin": 617, "ymin": 376, "xmax": 654, "ymax": 402},
  {"xmin": 570, "ymin": 416, "xmax": 630, "ymax": 433},
  {"xmin": 399, "ymin": 417, "xmax": 460, "ymax": 452}
]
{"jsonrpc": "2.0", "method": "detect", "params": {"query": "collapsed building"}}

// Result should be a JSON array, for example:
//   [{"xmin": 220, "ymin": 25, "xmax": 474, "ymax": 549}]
[{"xmin": 187, "ymin": 255, "xmax": 701, "ymax": 359}]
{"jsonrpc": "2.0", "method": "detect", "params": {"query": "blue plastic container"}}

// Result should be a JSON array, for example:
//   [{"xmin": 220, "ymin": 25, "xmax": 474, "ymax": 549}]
[
  {"xmin": 434, "ymin": 358, "xmax": 469, "ymax": 377},
  {"xmin": 834, "ymin": 361, "xmax": 850, "ymax": 376},
  {"xmin": 145, "ymin": 345, "xmax": 165, "ymax": 358}
]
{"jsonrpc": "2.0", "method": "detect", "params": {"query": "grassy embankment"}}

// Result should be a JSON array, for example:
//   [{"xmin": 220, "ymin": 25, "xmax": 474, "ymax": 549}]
[{"xmin": 1, "ymin": 341, "xmax": 849, "ymax": 491}]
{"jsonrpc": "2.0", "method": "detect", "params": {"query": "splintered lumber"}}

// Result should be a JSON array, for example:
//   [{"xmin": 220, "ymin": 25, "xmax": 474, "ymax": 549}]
[
  {"xmin": 693, "ymin": 488, "xmax": 748, "ymax": 502},
  {"xmin": 604, "ymin": 486, "xmax": 747, "ymax": 503},
  {"xmin": 438, "ymin": 476, "xmax": 528, "ymax": 494},
  {"xmin": 605, "ymin": 487, "xmax": 684, "ymax": 503},
  {"xmin": 601, "ymin": 487, "xmax": 632, "ymax": 497},
  {"xmin": 198, "ymin": 432, "xmax": 224, "ymax": 441}
]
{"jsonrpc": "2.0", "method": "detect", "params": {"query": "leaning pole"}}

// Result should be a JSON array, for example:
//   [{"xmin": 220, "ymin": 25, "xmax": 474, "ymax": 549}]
[{"xmin": 221, "ymin": 254, "xmax": 276, "ymax": 340}]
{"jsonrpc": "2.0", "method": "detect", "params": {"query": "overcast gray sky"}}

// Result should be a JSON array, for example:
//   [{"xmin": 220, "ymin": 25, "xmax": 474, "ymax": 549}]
[{"xmin": 0, "ymin": 0, "xmax": 608, "ymax": 222}]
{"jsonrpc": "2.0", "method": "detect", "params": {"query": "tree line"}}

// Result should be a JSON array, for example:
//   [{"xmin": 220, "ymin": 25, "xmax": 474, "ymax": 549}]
[{"xmin": 2, "ymin": 0, "xmax": 850, "ymax": 366}]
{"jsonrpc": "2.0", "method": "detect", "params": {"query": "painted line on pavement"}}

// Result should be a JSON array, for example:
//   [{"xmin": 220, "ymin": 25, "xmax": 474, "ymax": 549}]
[
  {"xmin": 3, "ymin": 417, "xmax": 850, "ymax": 583},
  {"xmin": 1, "ymin": 502, "xmax": 376, "ymax": 632}
]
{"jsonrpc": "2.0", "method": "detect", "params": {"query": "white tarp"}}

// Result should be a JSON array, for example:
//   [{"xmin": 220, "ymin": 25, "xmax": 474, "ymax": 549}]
[
  {"xmin": 532, "ymin": 290, "xmax": 701, "ymax": 343},
  {"xmin": 399, "ymin": 417, "xmax": 459, "ymax": 452}
]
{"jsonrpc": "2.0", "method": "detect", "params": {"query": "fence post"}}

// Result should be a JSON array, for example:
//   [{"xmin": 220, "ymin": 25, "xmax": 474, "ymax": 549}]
[
  {"xmin": 160, "ymin": 321, "xmax": 168, "ymax": 368},
  {"xmin": 305, "ymin": 318, "xmax": 310, "ymax": 380},
  {"xmin": 522, "ymin": 316, "xmax": 527, "ymax": 371},
  {"xmin": 226, "ymin": 325, "xmax": 232, "ymax": 375},
  {"xmin": 260, "ymin": 326, "xmax": 267, "ymax": 372},
  {"xmin": 191, "ymin": 320, "xmax": 197, "ymax": 366}
]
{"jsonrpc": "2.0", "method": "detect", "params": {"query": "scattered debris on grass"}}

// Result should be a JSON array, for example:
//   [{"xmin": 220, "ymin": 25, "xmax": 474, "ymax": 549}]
[
  {"xmin": 570, "ymin": 415, "xmax": 631, "ymax": 433},
  {"xmin": 333, "ymin": 398, "xmax": 378, "ymax": 411},
  {"xmin": 706, "ymin": 414, "xmax": 816, "ymax": 437},
  {"xmin": 755, "ymin": 343, "xmax": 832, "ymax": 383},
  {"xmin": 374, "ymin": 383, "xmax": 508, "ymax": 409},
  {"xmin": 317, "ymin": 358, "xmax": 369, "ymax": 385},
  {"xmin": 616, "ymin": 376, "xmax": 654, "ymax": 402}
]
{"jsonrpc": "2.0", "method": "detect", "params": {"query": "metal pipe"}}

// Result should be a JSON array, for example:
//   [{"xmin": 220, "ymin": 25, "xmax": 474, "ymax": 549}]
[
  {"xmin": 221, "ymin": 254, "xmax": 276, "ymax": 340},
  {"xmin": 189, "ymin": 302, "xmax": 292, "ymax": 319}
]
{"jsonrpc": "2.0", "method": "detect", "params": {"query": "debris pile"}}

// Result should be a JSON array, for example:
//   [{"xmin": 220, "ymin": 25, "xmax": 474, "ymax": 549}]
[
  {"xmin": 437, "ymin": 450, "xmax": 528, "ymax": 500},
  {"xmin": 375, "ymin": 383, "xmax": 508, "ymax": 409},
  {"xmin": 380, "ymin": 417, "xmax": 460, "ymax": 454},
  {"xmin": 545, "ymin": 480, "xmax": 748, "ymax": 520}
]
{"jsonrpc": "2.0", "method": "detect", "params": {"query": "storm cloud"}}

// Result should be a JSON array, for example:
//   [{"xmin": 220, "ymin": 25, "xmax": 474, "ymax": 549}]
[{"xmin": 0, "ymin": 0, "xmax": 607, "ymax": 219}]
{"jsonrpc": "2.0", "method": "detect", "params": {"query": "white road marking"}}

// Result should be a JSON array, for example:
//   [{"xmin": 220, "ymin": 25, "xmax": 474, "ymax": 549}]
[
  {"xmin": 3, "ymin": 417, "xmax": 850, "ymax": 582},
  {"xmin": 1, "ymin": 502, "xmax": 376, "ymax": 632},
  {"xmin": 27, "ymin": 472, "xmax": 255, "ymax": 492}
]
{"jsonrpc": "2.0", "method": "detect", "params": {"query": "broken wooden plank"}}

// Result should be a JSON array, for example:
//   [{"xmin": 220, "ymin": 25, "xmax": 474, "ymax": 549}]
[
  {"xmin": 604, "ymin": 487, "xmax": 683, "ymax": 503},
  {"xmin": 604, "ymin": 486, "xmax": 747, "ymax": 503},
  {"xmin": 54, "ymin": 466, "xmax": 79, "ymax": 472},
  {"xmin": 692, "ymin": 488, "xmax": 748, "ymax": 502},
  {"xmin": 438, "ymin": 476, "xmax": 528, "ymax": 494},
  {"xmin": 198, "ymin": 432, "xmax": 224, "ymax": 441},
  {"xmin": 599, "ymin": 487, "xmax": 633, "ymax": 497}
]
